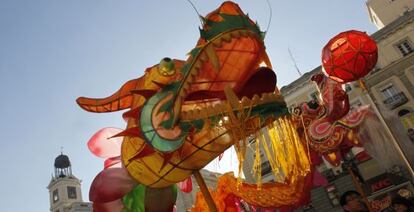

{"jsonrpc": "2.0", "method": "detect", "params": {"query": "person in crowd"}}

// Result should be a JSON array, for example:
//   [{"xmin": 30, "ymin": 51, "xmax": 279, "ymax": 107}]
[
  {"xmin": 340, "ymin": 190, "xmax": 368, "ymax": 212},
  {"xmin": 392, "ymin": 195, "xmax": 414, "ymax": 212},
  {"xmin": 407, "ymin": 128, "xmax": 414, "ymax": 142}
]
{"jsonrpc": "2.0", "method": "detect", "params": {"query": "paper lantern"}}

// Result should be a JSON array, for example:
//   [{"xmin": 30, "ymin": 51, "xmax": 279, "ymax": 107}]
[{"xmin": 322, "ymin": 30, "xmax": 378, "ymax": 83}]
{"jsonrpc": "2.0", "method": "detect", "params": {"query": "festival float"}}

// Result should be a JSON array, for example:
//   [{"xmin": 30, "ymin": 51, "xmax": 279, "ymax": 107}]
[{"xmin": 76, "ymin": 1, "xmax": 380, "ymax": 211}]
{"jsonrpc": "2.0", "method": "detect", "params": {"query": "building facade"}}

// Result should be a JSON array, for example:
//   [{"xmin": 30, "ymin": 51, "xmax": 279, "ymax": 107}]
[
  {"xmin": 365, "ymin": 0, "xmax": 414, "ymax": 167},
  {"xmin": 175, "ymin": 169, "xmax": 221, "ymax": 212},
  {"xmin": 366, "ymin": 0, "xmax": 413, "ymax": 29},
  {"xmin": 242, "ymin": 0, "xmax": 414, "ymax": 211},
  {"xmin": 47, "ymin": 153, "xmax": 92, "ymax": 212}
]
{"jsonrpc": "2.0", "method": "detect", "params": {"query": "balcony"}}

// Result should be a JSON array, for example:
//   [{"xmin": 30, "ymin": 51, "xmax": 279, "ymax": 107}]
[{"xmin": 383, "ymin": 92, "xmax": 408, "ymax": 110}]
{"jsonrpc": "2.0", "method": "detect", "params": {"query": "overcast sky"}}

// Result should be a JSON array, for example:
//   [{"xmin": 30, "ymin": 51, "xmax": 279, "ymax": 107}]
[{"xmin": 0, "ymin": 0, "xmax": 376, "ymax": 211}]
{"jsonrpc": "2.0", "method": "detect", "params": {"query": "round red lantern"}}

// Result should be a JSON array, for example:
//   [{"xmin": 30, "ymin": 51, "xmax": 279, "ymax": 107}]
[{"xmin": 321, "ymin": 30, "xmax": 378, "ymax": 83}]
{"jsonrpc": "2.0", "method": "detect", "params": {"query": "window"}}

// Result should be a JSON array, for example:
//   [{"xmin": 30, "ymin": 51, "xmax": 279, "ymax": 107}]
[
  {"xmin": 53, "ymin": 189, "xmax": 59, "ymax": 203},
  {"xmin": 380, "ymin": 84, "xmax": 408, "ymax": 109},
  {"xmin": 380, "ymin": 84, "xmax": 399, "ymax": 99},
  {"xmin": 309, "ymin": 91, "xmax": 320, "ymax": 102},
  {"xmin": 67, "ymin": 186, "xmax": 77, "ymax": 199},
  {"xmin": 398, "ymin": 109, "xmax": 414, "ymax": 129},
  {"xmin": 396, "ymin": 39, "xmax": 414, "ymax": 56},
  {"xmin": 261, "ymin": 161, "xmax": 272, "ymax": 176},
  {"xmin": 350, "ymin": 99, "xmax": 363, "ymax": 111}
]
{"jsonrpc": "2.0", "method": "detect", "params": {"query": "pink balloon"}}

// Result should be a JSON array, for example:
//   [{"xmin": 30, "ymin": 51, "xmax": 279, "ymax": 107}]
[
  {"xmin": 89, "ymin": 168, "xmax": 137, "ymax": 203},
  {"xmin": 88, "ymin": 127, "xmax": 124, "ymax": 158}
]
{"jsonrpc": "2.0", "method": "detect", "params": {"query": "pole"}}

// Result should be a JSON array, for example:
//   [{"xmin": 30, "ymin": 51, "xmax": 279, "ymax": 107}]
[
  {"xmin": 193, "ymin": 170, "xmax": 218, "ymax": 212},
  {"xmin": 362, "ymin": 88, "xmax": 414, "ymax": 179},
  {"xmin": 348, "ymin": 167, "xmax": 374, "ymax": 212}
]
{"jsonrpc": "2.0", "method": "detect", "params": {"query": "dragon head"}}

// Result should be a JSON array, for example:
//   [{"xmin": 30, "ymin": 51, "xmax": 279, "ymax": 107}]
[
  {"xmin": 137, "ymin": 1, "xmax": 286, "ymax": 152},
  {"xmin": 77, "ymin": 1, "xmax": 293, "ymax": 189}
]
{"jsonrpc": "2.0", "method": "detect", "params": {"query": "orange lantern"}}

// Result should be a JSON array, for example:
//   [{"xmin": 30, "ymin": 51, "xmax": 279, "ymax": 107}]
[{"xmin": 322, "ymin": 30, "xmax": 378, "ymax": 83}]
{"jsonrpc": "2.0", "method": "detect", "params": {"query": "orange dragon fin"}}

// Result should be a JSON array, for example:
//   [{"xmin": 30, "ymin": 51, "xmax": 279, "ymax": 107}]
[
  {"xmin": 122, "ymin": 106, "xmax": 143, "ymax": 121},
  {"xmin": 76, "ymin": 78, "xmax": 139, "ymax": 113}
]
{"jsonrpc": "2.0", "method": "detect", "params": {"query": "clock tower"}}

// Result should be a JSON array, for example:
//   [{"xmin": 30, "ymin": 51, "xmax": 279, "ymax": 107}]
[{"xmin": 47, "ymin": 153, "xmax": 92, "ymax": 212}]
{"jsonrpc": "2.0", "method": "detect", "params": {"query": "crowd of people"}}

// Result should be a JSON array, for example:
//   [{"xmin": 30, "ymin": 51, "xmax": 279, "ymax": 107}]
[{"xmin": 340, "ymin": 190, "xmax": 414, "ymax": 212}]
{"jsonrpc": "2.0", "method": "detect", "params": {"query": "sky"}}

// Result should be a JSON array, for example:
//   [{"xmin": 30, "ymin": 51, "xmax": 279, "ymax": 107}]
[{"xmin": 0, "ymin": 0, "xmax": 377, "ymax": 211}]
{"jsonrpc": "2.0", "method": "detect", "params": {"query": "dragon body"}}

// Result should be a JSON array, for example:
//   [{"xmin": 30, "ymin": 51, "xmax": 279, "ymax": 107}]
[
  {"xmin": 292, "ymin": 73, "xmax": 369, "ymax": 166},
  {"xmin": 78, "ymin": 1, "xmax": 291, "ymax": 207}
]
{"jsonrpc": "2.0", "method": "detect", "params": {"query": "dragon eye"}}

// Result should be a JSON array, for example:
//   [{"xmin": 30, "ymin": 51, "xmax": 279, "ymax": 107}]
[{"xmin": 158, "ymin": 57, "xmax": 176, "ymax": 76}]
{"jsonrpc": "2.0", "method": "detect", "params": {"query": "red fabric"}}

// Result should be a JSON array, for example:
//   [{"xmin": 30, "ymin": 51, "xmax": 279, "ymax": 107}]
[
  {"xmin": 312, "ymin": 168, "xmax": 328, "ymax": 187},
  {"xmin": 177, "ymin": 177, "xmax": 193, "ymax": 193},
  {"xmin": 224, "ymin": 194, "xmax": 240, "ymax": 212},
  {"xmin": 355, "ymin": 151, "xmax": 371, "ymax": 162},
  {"xmin": 278, "ymin": 206, "xmax": 294, "ymax": 212}
]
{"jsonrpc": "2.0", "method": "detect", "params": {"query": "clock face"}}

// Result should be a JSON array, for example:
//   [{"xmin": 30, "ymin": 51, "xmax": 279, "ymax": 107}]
[
  {"xmin": 67, "ymin": 186, "xmax": 77, "ymax": 199},
  {"xmin": 52, "ymin": 189, "xmax": 59, "ymax": 203}
]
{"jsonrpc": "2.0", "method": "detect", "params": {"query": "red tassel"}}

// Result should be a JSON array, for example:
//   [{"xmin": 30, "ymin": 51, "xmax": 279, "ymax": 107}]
[{"xmin": 177, "ymin": 177, "xmax": 193, "ymax": 193}]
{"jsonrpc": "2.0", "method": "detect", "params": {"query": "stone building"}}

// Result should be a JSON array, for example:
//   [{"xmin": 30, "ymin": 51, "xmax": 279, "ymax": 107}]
[
  {"xmin": 364, "ymin": 0, "xmax": 414, "ymax": 166},
  {"xmin": 47, "ymin": 153, "xmax": 92, "ymax": 212},
  {"xmin": 242, "ymin": 0, "xmax": 414, "ymax": 211}
]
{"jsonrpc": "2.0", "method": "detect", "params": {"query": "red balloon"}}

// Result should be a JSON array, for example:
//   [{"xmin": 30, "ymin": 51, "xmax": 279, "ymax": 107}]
[{"xmin": 322, "ymin": 30, "xmax": 378, "ymax": 83}]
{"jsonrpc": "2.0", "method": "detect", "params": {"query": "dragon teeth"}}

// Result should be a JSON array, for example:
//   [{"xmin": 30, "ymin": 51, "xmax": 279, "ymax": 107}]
[
  {"xmin": 247, "ymin": 31, "xmax": 256, "ymax": 38},
  {"xmin": 205, "ymin": 45, "xmax": 220, "ymax": 73},
  {"xmin": 230, "ymin": 31, "xmax": 241, "ymax": 39},
  {"xmin": 262, "ymin": 93, "xmax": 271, "ymax": 100},
  {"xmin": 212, "ymin": 39, "xmax": 223, "ymax": 48},
  {"xmin": 239, "ymin": 30, "xmax": 248, "ymax": 37},
  {"xmin": 252, "ymin": 94, "xmax": 260, "ymax": 103},
  {"xmin": 200, "ymin": 109, "xmax": 208, "ymax": 119},
  {"xmin": 199, "ymin": 52, "xmax": 208, "ymax": 62},
  {"xmin": 240, "ymin": 96, "xmax": 252, "ymax": 105},
  {"xmin": 221, "ymin": 33, "xmax": 232, "ymax": 43},
  {"xmin": 180, "ymin": 93, "xmax": 284, "ymax": 121},
  {"xmin": 193, "ymin": 61, "xmax": 202, "ymax": 70}
]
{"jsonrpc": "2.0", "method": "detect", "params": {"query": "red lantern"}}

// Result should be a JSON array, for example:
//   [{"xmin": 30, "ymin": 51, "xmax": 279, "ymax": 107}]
[{"xmin": 322, "ymin": 30, "xmax": 378, "ymax": 83}]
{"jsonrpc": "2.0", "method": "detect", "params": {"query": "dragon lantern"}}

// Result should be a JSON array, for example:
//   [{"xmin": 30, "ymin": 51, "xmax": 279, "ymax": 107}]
[
  {"xmin": 78, "ymin": 2, "xmax": 311, "ymax": 211},
  {"xmin": 291, "ymin": 73, "xmax": 371, "ymax": 167},
  {"xmin": 290, "ymin": 29, "xmax": 378, "ymax": 168}
]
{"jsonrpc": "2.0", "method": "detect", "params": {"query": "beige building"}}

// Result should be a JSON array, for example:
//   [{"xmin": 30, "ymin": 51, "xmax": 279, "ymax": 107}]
[
  {"xmin": 366, "ymin": 0, "xmax": 413, "ymax": 29},
  {"xmin": 365, "ymin": 0, "xmax": 414, "ymax": 142},
  {"xmin": 47, "ymin": 153, "xmax": 92, "ymax": 212},
  {"xmin": 241, "ymin": 0, "xmax": 414, "ymax": 211}
]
